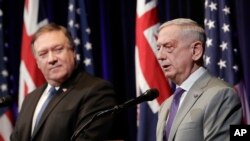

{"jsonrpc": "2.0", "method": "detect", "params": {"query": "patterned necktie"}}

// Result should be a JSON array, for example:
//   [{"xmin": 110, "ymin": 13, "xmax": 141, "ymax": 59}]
[
  {"xmin": 164, "ymin": 87, "xmax": 185, "ymax": 141},
  {"xmin": 34, "ymin": 87, "xmax": 57, "ymax": 129}
]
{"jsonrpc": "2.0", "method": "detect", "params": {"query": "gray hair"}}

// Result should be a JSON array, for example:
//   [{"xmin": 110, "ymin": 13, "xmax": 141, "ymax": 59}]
[
  {"xmin": 159, "ymin": 18, "xmax": 206, "ymax": 44},
  {"xmin": 159, "ymin": 18, "xmax": 206, "ymax": 66}
]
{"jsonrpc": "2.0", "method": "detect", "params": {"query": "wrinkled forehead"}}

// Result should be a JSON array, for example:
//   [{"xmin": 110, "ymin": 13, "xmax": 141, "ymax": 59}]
[
  {"xmin": 33, "ymin": 31, "xmax": 70, "ymax": 53},
  {"xmin": 158, "ymin": 25, "xmax": 202, "ymax": 44},
  {"xmin": 157, "ymin": 25, "xmax": 183, "ymax": 42},
  {"xmin": 34, "ymin": 31, "xmax": 68, "ymax": 46}
]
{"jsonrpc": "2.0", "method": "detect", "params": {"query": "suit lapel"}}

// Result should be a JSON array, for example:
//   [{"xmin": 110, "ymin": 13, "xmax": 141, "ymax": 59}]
[
  {"xmin": 31, "ymin": 86, "xmax": 73, "ymax": 139},
  {"xmin": 158, "ymin": 97, "xmax": 173, "ymax": 140},
  {"xmin": 31, "ymin": 69, "xmax": 82, "ymax": 139},
  {"xmin": 168, "ymin": 72, "xmax": 212, "ymax": 141},
  {"xmin": 18, "ymin": 85, "xmax": 46, "ymax": 141}
]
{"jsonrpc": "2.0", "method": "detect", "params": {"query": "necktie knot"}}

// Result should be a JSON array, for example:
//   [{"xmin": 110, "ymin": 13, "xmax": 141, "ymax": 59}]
[
  {"xmin": 173, "ymin": 87, "xmax": 185, "ymax": 102},
  {"xmin": 48, "ymin": 87, "xmax": 57, "ymax": 97}
]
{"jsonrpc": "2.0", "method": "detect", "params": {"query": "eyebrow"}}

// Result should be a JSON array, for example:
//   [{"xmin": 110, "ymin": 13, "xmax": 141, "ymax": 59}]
[{"xmin": 158, "ymin": 41, "xmax": 174, "ymax": 47}]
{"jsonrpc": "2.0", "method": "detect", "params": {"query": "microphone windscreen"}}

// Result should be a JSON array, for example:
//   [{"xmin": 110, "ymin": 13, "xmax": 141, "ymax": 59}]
[{"xmin": 143, "ymin": 88, "xmax": 159, "ymax": 101}]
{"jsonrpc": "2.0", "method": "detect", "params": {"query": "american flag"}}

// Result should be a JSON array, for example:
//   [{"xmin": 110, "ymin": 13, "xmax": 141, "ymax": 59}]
[
  {"xmin": 68, "ymin": 0, "xmax": 94, "ymax": 74},
  {"xmin": 135, "ymin": 0, "xmax": 171, "ymax": 140},
  {"xmin": 0, "ymin": 1, "xmax": 14, "ymax": 140},
  {"xmin": 204, "ymin": 0, "xmax": 250, "ymax": 124}
]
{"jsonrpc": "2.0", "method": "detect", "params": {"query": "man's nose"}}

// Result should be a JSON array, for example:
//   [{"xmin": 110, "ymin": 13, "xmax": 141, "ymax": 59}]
[
  {"xmin": 157, "ymin": 48, "xmax": 165, "ymax": 61},
  {"xmin": 48, "ymin": 51, "xmax": 57, "ymax": 64}
]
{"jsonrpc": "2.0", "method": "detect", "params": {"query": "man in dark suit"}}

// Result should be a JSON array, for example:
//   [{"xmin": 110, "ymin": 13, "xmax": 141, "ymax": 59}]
[
  {"xmin": 11, "ymin": 23, "xmax": 117, "ymax": 141},
  {"xmin": 156, "ymin": 18, "xmax": 242, "ymax": 141}
]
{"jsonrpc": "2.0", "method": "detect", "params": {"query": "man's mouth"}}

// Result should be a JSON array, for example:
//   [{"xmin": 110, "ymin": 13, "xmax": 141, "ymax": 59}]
[
  {"xmin": 162, "ymin": 64, "xmax": 171, "ymax": 71},
  {"xmin": 49, "ymin": 65, "xmax": 61, "ymax": 71}
]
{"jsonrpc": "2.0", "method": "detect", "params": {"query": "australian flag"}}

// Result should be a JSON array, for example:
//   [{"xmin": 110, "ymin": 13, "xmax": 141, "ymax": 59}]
[
  {"xmin": 68, "ymin": 0, "xmax": 94, "ymax": 74},
  {"xmin": 204, "ymin": 0, "xmax": 250, "ymax": 124},
  {"xmin": 136, "ymin": 0, "xmax": 172, "ymax": 141}
]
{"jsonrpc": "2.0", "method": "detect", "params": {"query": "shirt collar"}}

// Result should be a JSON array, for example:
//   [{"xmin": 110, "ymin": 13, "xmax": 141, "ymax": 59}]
[
  {"xmin": 178, "ymin": 67, "xmax": 206, "ymax": 91},
  {"xmin": 47, "ymin": 84, "xmax": 60, "ymax": 91}
]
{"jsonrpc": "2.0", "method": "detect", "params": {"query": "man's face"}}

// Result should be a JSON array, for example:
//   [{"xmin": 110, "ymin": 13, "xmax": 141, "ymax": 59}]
[
  {"xmin": 33, "ymin": 30, "xmax": 76, "ymax": 86},
  {"xmin": 156, "ymin": 25, "xmax": 195, "ymax": 84}
]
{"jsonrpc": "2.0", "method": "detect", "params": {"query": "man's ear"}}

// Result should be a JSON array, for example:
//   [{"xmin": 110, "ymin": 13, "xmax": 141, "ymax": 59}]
[{"xmin": 191, "ymin": 41, "xmax": 203, "ymax": 61}]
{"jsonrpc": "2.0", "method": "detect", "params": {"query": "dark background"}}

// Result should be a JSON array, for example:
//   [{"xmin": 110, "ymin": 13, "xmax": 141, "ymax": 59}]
[{"xmin": 1, "ymin": 0, "xmax": 250, "ymax": 140}]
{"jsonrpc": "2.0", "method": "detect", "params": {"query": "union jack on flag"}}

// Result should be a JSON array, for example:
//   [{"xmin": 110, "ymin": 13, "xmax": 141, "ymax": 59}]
[
  {"xmin": 204, "ymin": 0, "xmax": 250, "ymax": 124},
  {"xmin": 18, "ymin": 0, "xmax": 48, "ymax": 112},
  {"xmin": 135, "ymin": 0, "xmax": 171, "ymax": 140}
]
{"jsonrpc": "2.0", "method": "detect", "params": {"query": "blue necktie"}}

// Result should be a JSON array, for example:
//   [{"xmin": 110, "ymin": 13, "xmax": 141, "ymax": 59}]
[
  {"xmin": 34, "ymin": 87, "xmax": 57, "ymax": 129},
  {"xmin": 164, "ymin": 87, "xmax": 185, "ymax": 141}
]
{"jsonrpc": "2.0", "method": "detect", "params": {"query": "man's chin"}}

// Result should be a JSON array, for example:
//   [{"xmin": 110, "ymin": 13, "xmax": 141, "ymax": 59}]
[
  {"xmin": 165, "ymin": 72, "xmax": 174, "ymax": 79},
  {"xmin": 48, "ymin": 73, "xmax": 65, "ymax": 81}
]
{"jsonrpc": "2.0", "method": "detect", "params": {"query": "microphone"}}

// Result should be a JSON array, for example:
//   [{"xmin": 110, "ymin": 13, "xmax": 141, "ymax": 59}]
[
  {"xmin": 82, "ymin": 88, "xmax": 159, "ymax": 120},
  {"xmin": 0, "ymin": 95, "xmax": 13, "ymax": 107},
  {"xmin": 71, "ymin": 88, "xmax": 159, "ymax": 141},
  {"xmin": 119, "ymin": 88, "xmax": 159, "ymax": 109}
]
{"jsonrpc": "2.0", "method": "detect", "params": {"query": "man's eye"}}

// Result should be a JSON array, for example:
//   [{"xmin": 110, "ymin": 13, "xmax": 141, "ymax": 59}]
[
  {"xmin": 162, "ymin": 44, "xmax": 175, "ymax": 53},
  {"xmin": 156, "ymin": 45, "xmax": 161, "ymax": 50},
  {"xmin": 39, "ymin": 52, "xmax": 47, "ymax": 57},
  {"xmin": 163, "ymin": 44, "xmax": 170, "ymax": 48},
  {"xmin": 54, "ymin": 47, "xmax": 63, "ymax": 53}
]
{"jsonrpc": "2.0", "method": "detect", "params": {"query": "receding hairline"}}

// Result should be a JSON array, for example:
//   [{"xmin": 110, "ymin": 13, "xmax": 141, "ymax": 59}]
[
  {"xmin": 31, "ymin": 23, "xmax": 75, "ymax": 52},
  {"xmin": 159, "ymin": 18, "xmax": 202, "ymax": 31},
  {"xmin": 158, "ymin": 18, "xmax": 206, "ymax": 43}
]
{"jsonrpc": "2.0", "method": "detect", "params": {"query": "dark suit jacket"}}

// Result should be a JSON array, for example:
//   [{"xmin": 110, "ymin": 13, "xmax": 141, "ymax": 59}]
[
  {"xmin": 157, "ymin": 71, "xmax": 242, "ymax": 141},
  {"xmin": 11, "ymin": 68, "xmax": 117, "ymax": 141}
]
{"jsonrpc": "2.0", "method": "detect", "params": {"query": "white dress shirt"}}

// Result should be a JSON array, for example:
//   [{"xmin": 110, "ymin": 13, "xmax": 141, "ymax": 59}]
[
  {"xmin": 177, "ymin": 67, "xmax": 206, "ymax": 111},
  {"xmin": 31, "ymin": 84, "xmax": 59, "ymax": 134}
]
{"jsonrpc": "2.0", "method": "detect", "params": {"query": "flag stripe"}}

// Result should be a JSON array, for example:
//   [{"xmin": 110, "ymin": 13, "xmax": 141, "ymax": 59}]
[{"xmin": 0, "ymin": 110, "xmax": 14, "ymax": 141}]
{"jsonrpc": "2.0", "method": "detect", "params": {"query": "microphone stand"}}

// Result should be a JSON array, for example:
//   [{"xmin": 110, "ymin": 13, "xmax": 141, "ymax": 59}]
[
  {"xmin": 70, "ymin": 88, "xmax": 159, "ymax": 141},
  {"xmin": 70, "ymin": 105, "xmax": 121, "ymax": 141}
]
